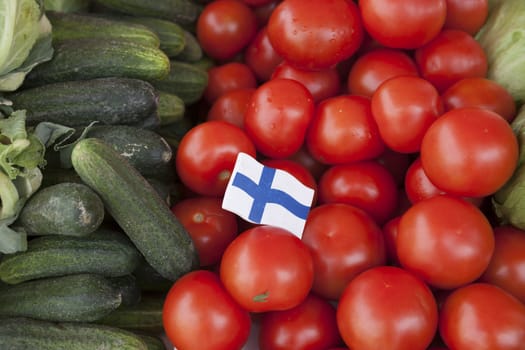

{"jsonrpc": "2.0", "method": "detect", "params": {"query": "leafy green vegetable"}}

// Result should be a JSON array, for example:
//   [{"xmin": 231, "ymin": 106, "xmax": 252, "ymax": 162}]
[
  {"xmin": 0, "ymin": 0, "xmax": 54, "ymax": 91},
  {"xmin": 493, "ymin": 105, "xmax": 525, "ymax": 228},
  {"xmin": 476, "ymin": 0, "xmax": 525, "ymax": 107}
]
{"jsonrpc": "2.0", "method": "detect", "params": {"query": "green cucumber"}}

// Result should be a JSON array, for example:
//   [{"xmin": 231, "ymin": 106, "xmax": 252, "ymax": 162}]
[
  {"xmin": 119, "ymin": 16, "xmax": 186, "ymax": 57},
  {"xmin": 96, "ymin": 292, "xmax": 165, "ymax": 333},
  {"xmin": 0, "ymin": 317, "xmax": 148, "ymax": 350},
  {"xmin": 93, "ymin": 0, "xmax": 202, "ymax": 26},
  {"xmin": 24, "ymin": 39, "xmax": 170, "ymax": 86},
  {"xmin": 8, "ymin": 77, "xmax": 159, "ymax": 127},
  {"xmin": 47, "ymin": 11, "xmax": 161, "ymax": 47},
  {"xmin": 108, "ymin": 274, "xmax": 142, "ymax": 306},
  {"xmin": 82, "ymin": 124, "xmax": 174, "ymax": 180},
  {"xmin": 18, "ymin": 182, "xmax": 105, "ymax": 236},
  {"xmin": 0, "ymin": 229, "xmax": 141, "ymax": 284},
  {"xmin": 174, "ymin": 29, "xmax": 203, "ymax": 62},
  {"xmin": 132, "ymin": 257, "xmax": 174, "ymax": 293},
  {"xmin": 71, "ymin": 138, "xmax": 199, "ymax": 281},
  {"xmin": 0, "ymin": 273, "xmax": 122, "ymax": 322},
  {"xmin": 136, "ymin": 333, "xmax": 167, "ymax": 350},
  {"xmin": 157, "ymin": 90, "xmax": 186, "ymax": 125},
  {"xmin": 150, "ymin": 60, "xmax": 208, "ymax": 104}
]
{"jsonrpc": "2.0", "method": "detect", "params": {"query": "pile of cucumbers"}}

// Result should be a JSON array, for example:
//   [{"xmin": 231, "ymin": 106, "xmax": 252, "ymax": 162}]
[{"xmin": 0, "ymin": 0, "xmax": 209, "ymax": 349}]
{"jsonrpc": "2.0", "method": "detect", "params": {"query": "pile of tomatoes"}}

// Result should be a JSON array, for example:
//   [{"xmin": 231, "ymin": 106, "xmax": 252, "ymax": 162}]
[{"xmin": 163, "ymin": 0, "xmax": 525, "ymax": 349}]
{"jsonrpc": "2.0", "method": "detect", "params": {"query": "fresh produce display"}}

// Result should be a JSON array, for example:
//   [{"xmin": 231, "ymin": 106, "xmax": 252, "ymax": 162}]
[{"xmin": 1, "ymin": 0, "xmax": 525, "ymax": 349}]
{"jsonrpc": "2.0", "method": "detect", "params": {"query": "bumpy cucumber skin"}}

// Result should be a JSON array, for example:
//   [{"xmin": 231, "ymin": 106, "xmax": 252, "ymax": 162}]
[
  {"xmin": 24, "ymin": 39, "xmax": 170, "ymax": 86},
  {"xmin": 96, "ymin": 292, "xmax": 165, "ymax": 333},
  {"xmin": 150, "ymin": 60, "xmax": 208, "ymax": 104},
  {"xmin": 0, "ymin": 317, "xmax": 148, "ymax": 350},
  {"xmin": 0, "ymin": 273, "xmax": 122, "ymax": 322},
  {"xmin": 9, "ymin": 77, "xmax": 159, "ymax": 127},
  {"xmin": 0, "ymin": 229, "xmax": 142, "ymax": 285},
  {"xmin": 71, "ymin": 138, "xmax": 199, "ymax": 281},
  {"xmin": 18, "ymin": 182, "xmax": 105, "ymax": 236},
  {"xmin": 84, "ymin": 124, "xmax": 174, "ymax": 179},
  {"xmin": 93, "ymin": 0, "xmax": 202, "ymax": 26},
  {"xmin": 47, "ymin": 11, "xmax": 161, "ymax": 47}
]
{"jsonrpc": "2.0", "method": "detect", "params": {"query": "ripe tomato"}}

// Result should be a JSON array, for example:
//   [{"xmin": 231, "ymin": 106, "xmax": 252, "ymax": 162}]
[
  {"xmin": 480, "ymin": 225, "xmax": 525, "ymax": 304},
  {"xmin": 317, "ymin": 161, "xmax": 399, "ymax": 225},
  {"xmin": 171, "ymin": 196, "xmax": 238, "ymax": 267},
  {"xmin": 176, "ymin": 120, "xmax": 256, "ymax": 196},
  {"xmin": 302, "ymin": 203, "xmax": 386, "ymax": 300},
  {"xmin": 163, "ymin": 270, "xmax": 251, "ymax": 350},
  {"xmin": 371, "ymin": 75, "xmax": 443, "ymax": 153},
  {"xmin": 347, "ymin": 48, "xmax": 419, "ymax": 97},
  {"xmin": 404, "ymin": 157, "xmax": 443, "ymax": 204},
  {"xmin": 196, "ymin": 0, "xmax": 258, "ymax": 61},
  {"xmin": 397, "ymin": 195, "xmax": 495, "ymax": 289},
  {"xmin": 244, "ymin": 78, "xmax": 314, "ymax": 158},
  {"xmin": 441, "ymin": 77, "xmax": 517, "ymax": 122},
  {"xmin": 220, "ymin": 225, "xmax": 314, "ymax": 312},
  {"xmin": 337, "ymin": 266, "xmax": 439, "ymax": 350},
  {"xmin": 203, "ymin": 62, "xmax": 258, "ymax": 104},
  {"xmin": 267, "ymin": 0, "xmax": 363, "ymax": 70},
  {"xmin": 358, "ymin": 0, "xmax": 446, "ymax": 49},
  {"xmin": 206, "ymin": 88, "xmax": 256, "ymax": 128},
  {"xmin": 244, "ymin": 26, "xmax": 283, "ymax": 83},
  {"xmin": 443, "ymin": 0, "xmax": 489, "ymax": 35},
  {"xmin": 287, "ymin": 145, "xmax": 329, "ymax": 181},
  {"xmin": 382, "ymin": 215, "xmax": 401, "ymax": 265},
  {"xmin": 415, "ymin": 29, "xmax": 488, "ymax": 92},
  {"xmin": 258, "ymin": 293, "xmax": 343, "ymax": 350},
  {"xmin": 439, "ymin": 283, "xmax": 525, "ymax": 350},
  {"xmin": 271, "ymin": 61, "xmax": 341, "ymax": 103},
  {"xmin": 306, "ymin": 95, "xmax": 385, "ymax": 165},
  {"xmin": 420, "ymin": 107, "xmax": 519, "ymax": 198}
]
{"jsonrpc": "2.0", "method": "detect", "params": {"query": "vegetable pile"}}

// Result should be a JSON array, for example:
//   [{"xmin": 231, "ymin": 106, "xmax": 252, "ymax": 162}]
[{"xmin": 1, "ymin": 0, "xmax": 525, "ymax": 350}]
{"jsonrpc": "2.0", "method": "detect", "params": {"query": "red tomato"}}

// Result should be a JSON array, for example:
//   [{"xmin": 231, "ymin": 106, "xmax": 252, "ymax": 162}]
[
  {"xmin": 163, "ymin": 270, "xmax": 251, "ymax": 350},
  {"xmin": 404, "ymin": 157, "xmax": 443, "ymax": 204},
  {"xmin": 375, "ymin": 148, "xmax": 414, "ymax": 188},
  {"xmin": 306, "ymin": 95, "xmax": 385, "ymax": 165},
  {"xmin": 302, "ymin": 203, "xmax": 386, "ymax": 300},
  {"xmin": 203, "ymin": 62, "xmax": 258, "ymax": 104},
  {"xmin": 443, "ymin": 0, "xmax": 489, "ymax": 35},
  {"xmin": 371, "ymin": 75, "xmax": 443, "ymax": 153},
  {"xmin": 261, "ymin": 158, "xmax": 318, "ymax": 205},
  {"xmin": 480, "ymin": 225, "xmax": 525, "ymax": 304},
  {"xmin": 206, "ymin": 88, "xmax": 256, "ymax": 128},
  {"xmin": 271, "ymin": 61, "xmax": 341, "ymax": 103},
  {"xmin": 420, "ymin": 107, "xmax": 519, "ymax": 198},
  {"xmin": 244, "ymin": 26, "xmax": 283, "ymax": 82},
  {"xmin": 415, "ymin": 29, "xmax": 488, "ymax": 92},
  {"xmin": 267, "ymin": 0, "xmax": 363, "ymax": 70},
  {"xmin": 196, "ymin": 0, "xmax": 258, "ymax": 61},
  {"xmin": 244, "ymin": 78, "xmax": 314, "ymax": 158},
  {"xmin": 382, "ymin": 215, "xmax": 401, "ymax": 265},
  {"xmin": 358, "ymin": 0, "xmax": 446, "ymax": 49},
  {"xmin": 441, "ymin": 77, "xmax": 517, "ymax": 122},
  {"xmin": 287, "ymin": 145, "xmax": 329, "ymax": 181},
  {"xmin": 241, "ymin": 0, "xmax": 275, "ymax": 6},
  {"xmin": 439, "ymin": 283, "xmax": 525, "ymax": 350},
  {"xmin": 317, "ymin": 161, "xmax": 399, "ymax": 225},
  {"xmin": 347, "ymin": 48, "xmax": 419, "ymax": 97},
  {"xmin": 176, "ymin": 120, "xmax": 256, "ymax": 196},
  {"xmin": 171, "ymin": 196, "xmax": 238, "ymax": 267},
  {"xmin": 253, "ymin": 1, "xmax": 281, "ymax": 27},
  {"xmin": 337, "ymin": 266, "xmax": 439, "ymax": 350},
  {"xmin": 397, "ymin": 195, "xmax": 495, "ymax": 290},
  {"xmin": 220, "ymin": 225, "xmax": 314, "ymax": 312},
  {"xmin": 258, "ymin": 293, "xmax": 342, "ymax": 350}
]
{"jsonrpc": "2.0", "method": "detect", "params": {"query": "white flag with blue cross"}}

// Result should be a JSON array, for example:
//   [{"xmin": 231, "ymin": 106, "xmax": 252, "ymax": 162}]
[{"xmin": 222, "ymin": 152, "xmax": 315, "ymax": 238}]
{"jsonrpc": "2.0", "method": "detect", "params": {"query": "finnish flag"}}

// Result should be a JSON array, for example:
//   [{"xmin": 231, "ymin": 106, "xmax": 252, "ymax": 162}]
[{"xmin": 222, "ymin": 152, "xmax": 315, "ymax": 238}]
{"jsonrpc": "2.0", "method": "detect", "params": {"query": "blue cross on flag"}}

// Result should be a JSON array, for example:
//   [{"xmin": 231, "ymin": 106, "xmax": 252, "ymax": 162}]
[{"xmin": 222, "ymin": 152, "xmax": 315, "ymax": 238}]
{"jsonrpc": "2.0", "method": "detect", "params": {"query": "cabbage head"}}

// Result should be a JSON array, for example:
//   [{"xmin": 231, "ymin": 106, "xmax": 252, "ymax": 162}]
[
  {"xmin": 477, "ymin": 0, "xmax": 525, "ymax": 107},
  {"xmin": 0, "ymin": 0, "xmax": 53, "ymax": 91}
]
